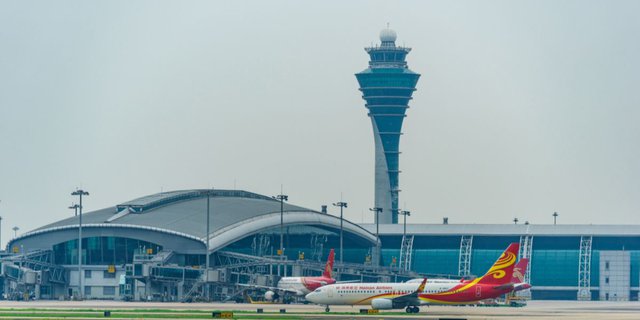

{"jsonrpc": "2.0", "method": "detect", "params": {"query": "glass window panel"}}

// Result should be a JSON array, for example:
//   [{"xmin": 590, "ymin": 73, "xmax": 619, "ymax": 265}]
[
  {"xmin": 52, "ymin": 237, "xmax": 162, "ymax": 265},
  {"xmin": 103, "ymin": 286, "xmax": 116, "ymax": 295}
]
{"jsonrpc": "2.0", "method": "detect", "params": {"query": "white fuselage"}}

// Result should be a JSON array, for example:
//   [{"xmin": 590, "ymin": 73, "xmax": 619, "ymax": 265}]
[
  {"xmin": 306, "ymin": 281, "xmax": 457, "ymax": 306},
  {"xmin": 277, "ymin": 277, "xmax": 307, "ymax": 296},
  {"xmin": 406, "ymin": 278, "xmax": 463, "ymax": 284}
]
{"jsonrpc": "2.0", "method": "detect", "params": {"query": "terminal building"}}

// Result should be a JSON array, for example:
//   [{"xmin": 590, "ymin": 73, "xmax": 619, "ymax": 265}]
[
  {"xmin": 3, "ymin": 190, "xmax": 378, "ymax": 301},
  {"xmin": 369, "ymin": 224, "xmax": 640, "ymax": 301},
  {"xmin": 2, "ymin": 189, "xmax": 640, "ymax": 301}
]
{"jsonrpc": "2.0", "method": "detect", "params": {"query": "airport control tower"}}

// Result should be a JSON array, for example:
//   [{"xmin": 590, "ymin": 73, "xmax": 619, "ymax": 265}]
[{"xmin": 356, "ymin": 28, "xmax": 420, "ymax": 224}]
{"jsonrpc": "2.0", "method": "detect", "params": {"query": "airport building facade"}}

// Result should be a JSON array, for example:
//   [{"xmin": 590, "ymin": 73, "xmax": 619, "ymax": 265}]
[
  {"xmin": 3, "ymin": 190, "xmax": 378, "ymax": 301},
  {"xmin": 3, "ymin": 189, "xmax": 640, "ymax": 302},
  {"xmin": 364, "ymin": 224, "xmax": 640, "ymax": 301}
]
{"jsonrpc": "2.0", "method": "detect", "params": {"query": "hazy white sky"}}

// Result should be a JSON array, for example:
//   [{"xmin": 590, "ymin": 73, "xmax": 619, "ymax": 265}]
[{"xmin": 1, "ymin": 1, "xmax": 639, "ymax": 247}]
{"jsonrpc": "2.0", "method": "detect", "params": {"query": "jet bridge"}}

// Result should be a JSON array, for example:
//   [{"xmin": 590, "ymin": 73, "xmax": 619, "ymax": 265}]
[{"xmin": 1, "ymin": 250, "xmax": 68, "ymax": 300}]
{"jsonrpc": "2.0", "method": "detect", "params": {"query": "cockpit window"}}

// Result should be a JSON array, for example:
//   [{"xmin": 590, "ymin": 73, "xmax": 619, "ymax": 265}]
[{"xmin": 314, "ymin": 289, "xmax": 322, "ymax": 293}]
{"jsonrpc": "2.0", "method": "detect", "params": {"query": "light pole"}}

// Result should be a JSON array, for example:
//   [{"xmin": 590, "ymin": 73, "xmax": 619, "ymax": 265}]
[
  {"xmin": 274, "ymin": 194, "xmax": 288, "ymax": 276},
  {"xmin": 332, "ymin": 201, "xmax": 348, "ymax": 266},
  {"xmin": 12, "ymin": 226, "xmax": 19, "ymax": 238},
  {"xmin": 68, "ymin": 202, "xmax": 80, "ymax": 286},
  {"xmin": 369, "ymin": 207, "xmax": 382, "ymax": 241},
  {"xmin": 69, "ymin": 204, "xmax": 79, "ymax": 216},
  {"xmin": 72, "ymin": 189, "xmax": 89, "ymax": 299},
  {"xmin": 369, "ymin": 207, "xmax": 382, "ymax": 266},
  {"xmin": 553, "ymin": 212, "xmax": 559, "ymax": 225},
  {"xmin": 0, "ymin": 200, "xmax": 2, "ymax": 251},
  {"xmin": 400, "ymin": 210, "xmax": 411, "ymax": 240},
  {"xmin": 205, "ymin": 189, "xmax": 212, "ymax": 300}
]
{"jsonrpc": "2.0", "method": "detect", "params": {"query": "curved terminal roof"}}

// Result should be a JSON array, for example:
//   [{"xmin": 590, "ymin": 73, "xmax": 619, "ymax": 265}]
[{"xmin": 16, "ymin": 190, "xmax": 377, "ymax": 252}]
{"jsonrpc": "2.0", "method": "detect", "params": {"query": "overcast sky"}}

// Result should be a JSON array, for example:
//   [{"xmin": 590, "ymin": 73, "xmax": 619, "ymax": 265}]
[{"xmin": 1, "ymin": 1, "xmax": 639, "ymax": 248}]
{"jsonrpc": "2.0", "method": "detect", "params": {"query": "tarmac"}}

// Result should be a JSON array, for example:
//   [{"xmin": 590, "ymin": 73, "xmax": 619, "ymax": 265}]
[{"xmin": 0, "ymin": 300, "xmax": 639, "ymax": 319}]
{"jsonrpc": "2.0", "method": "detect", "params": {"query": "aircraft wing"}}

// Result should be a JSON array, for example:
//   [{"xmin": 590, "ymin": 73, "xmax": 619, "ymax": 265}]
[
  {"xmin": 236, "ymin": 283, "xmax": 301, "ymax": 295},
  {"xmin": 493, "ymin": 283, "xmax": 515, "ymax": 291},
  {"xmin": 390, "ymin": 278, "xmax": 427, "ymax": 306}
]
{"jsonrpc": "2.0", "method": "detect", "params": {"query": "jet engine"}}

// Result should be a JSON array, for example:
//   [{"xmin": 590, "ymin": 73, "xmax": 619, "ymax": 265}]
[
  {"xmin": 371, "ymin": 298, "xmax": 402, "ymax": 310},
  {"xmin": 264, "ymin": 290, "xmax": 279, "ymax": 301}
]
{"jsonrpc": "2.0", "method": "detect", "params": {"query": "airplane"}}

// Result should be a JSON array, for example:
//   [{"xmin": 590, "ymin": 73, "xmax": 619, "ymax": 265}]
[
  {"xmin": 405, "ymin": 257, "xmax": 531, "ymax": 292},
  {"xmin": 306, "ymin": 243, "xmax": 528, "ymax": 313},
  {"xmin": 241, "ymin": 248, "xmax": 345, "ymax": 301}
]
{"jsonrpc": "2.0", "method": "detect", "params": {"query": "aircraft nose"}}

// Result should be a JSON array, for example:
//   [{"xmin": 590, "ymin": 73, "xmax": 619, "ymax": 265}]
[{"xmin": 305, "ymin": 292, "xmax": 316, "ymax": 302}]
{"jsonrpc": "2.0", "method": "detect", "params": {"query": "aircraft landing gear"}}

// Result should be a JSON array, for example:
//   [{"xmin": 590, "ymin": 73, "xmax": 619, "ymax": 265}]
[
  {"xmin": 405, "ymin": 306, "xmax": 420, "ymax": 313},
  {"xmin": 325, "ymin": 306, "xmax": 330, "ymax": 312}
]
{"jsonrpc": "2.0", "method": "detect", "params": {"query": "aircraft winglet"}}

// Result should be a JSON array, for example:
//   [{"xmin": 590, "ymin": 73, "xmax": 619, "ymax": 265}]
[{"xmin": 416, "ymin": 278, "xmax": 427, "ymax": 293}]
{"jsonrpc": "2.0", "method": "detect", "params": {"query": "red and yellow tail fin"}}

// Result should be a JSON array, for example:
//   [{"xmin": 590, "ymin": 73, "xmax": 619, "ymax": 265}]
[
  {"xmin": 511, "ymin": 258, "xmax": 529, "ymax": 283},
  {"xmin": 322, "ymin": 249, "xmax": 335, "ymax": 278},
  {"xmin": 477, "ymin": 243, "xmax": 519, "ymax": 285},
  {"xmin": 416, "ymin": 278, "xmax": 427, "ymax": 293}
]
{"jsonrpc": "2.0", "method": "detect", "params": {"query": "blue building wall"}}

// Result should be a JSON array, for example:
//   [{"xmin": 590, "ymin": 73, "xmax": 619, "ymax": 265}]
[
  {"xmin": 374, "ymin": 234, "xmax": 640, "ymax": 300},
  {"xmin": 221, "ymin": 228, "xmax": 640, "ymax": 300}
]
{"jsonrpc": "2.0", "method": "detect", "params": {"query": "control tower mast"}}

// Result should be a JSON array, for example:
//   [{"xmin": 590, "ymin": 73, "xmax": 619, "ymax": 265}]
[{"xmin": 355, "ymin": 28, "xmax": 420, "ymax": 224}]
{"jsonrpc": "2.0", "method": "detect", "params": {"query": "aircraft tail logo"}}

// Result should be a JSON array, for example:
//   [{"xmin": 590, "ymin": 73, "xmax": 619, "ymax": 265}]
[
  {"xmin": 416, "ymin": 278, "xmax": 427, "ymax": 293},
  {"xmin": 322, "ymin": 249, "xmax": 335, "ymax": 278},
  {"xmin": 477, "ymin": 243, "xmax": 519, "ymax": 285},
  {"xmin": 511, "ymin": 258, "xmax": 529, "ymax": 283}
]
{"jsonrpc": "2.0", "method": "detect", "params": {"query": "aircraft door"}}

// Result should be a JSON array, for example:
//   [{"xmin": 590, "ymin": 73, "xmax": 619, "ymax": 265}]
[
  {"xmin": 475, "ymin": 285, "xmax": 481, "ymax": 298},
  {"xmin": 328, "ymin": 287, "xmax": 334, "ymax": 298}
]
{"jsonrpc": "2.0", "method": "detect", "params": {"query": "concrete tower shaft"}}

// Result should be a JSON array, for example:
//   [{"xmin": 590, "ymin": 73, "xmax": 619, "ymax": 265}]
[{"xmin": 355, "ymin": 28, "xmax": 420, "ymax": 224}]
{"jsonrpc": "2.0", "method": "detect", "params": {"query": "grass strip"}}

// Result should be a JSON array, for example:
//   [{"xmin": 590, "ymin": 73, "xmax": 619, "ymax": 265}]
[{"xmin": 0, "ymin": 311, "xmax": 310, "ymax": 319}]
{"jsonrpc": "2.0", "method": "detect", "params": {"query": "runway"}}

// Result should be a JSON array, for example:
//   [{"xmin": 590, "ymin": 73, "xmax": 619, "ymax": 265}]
[{"xmin": 0, "ymin": 300, "xmax": 639, "ymax": 319}]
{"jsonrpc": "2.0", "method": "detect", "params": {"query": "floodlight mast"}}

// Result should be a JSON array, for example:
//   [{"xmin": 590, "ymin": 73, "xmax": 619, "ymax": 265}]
[
  {"xmin": 69, "ymin": 204, "xmax": 79, "ymax": 216},
  {"xmin": 274, "ymin": 194, "xmax": 288, "ymax": 276},
  {"xmin": 369, "ymin": 207, "xmax": 382, "ymax": 266},
  {"xmin": 369, "ymin": 207, "xmax": 382, "ymax": 242},
  {"xmin": 400, "ymin": 210, "xmax": 411, "ymax": 240},
  {"xmin": 71, "ymin": 189, "xmax": 89, "ymax": 299},
  {"xmin": 205, "ymin": 189, "xmax": 213, "ymax": 300},
  {"xmin": 332, "ymin": 201, "xmax": 348, "ymax": 266},
  {"xmin": 0, "ymin": 200, "xmax": 3, "ymax": 250}
]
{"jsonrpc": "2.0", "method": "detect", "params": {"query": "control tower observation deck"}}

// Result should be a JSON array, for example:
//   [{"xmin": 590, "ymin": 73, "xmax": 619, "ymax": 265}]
[{"xmin": 355, "ymin": 28, "xmax": 421, "ymax": 224}]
